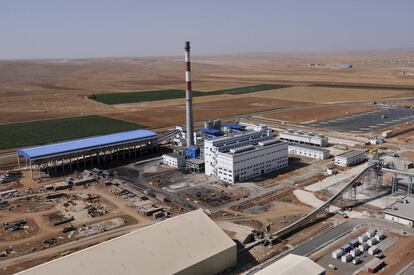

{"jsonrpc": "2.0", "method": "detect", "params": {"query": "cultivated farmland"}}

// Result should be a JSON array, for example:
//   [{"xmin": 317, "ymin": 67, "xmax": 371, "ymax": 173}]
[
  {"xmin": 0, "ymin": 116, "xmax": 145, "ymax": 149},
  {"xmin": 90, "ymin": 84, "xmax": 289, "ymax": 105}
]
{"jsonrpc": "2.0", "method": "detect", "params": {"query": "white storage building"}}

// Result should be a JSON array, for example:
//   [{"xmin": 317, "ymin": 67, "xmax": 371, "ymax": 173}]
[
  {"xmin": 279, "ymin": 130, "xmax": 329, "ymax": 147},
  {"xmin": 255, "ymin": 254, "xmax": 325, "ymax": 275},
  {"xmin": 288, "ymin": 143, "xmax": 330, "ymax": 160},
  {"xmin": 216, "ymin": 139, "xmax": 288, "ymax": 183},
  {"xmin": 162, "ymin": 153, "xmax": 186, "ymax": 168},
  {"xmin": 17, "ymin": 209, "xmax": 237, "ymax": 275},
  {"xmin": 335, "ymin": 150, "xmax": 366, "ymax": 167},
  {"xmin": 384, "ymin": 197, "xmax": 414, "ymax": 227}
]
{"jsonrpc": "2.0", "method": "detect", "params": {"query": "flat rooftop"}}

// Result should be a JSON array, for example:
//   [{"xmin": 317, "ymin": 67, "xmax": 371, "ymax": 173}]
[
  {"xmin": 17, "ymin": 129, "xmax": 157, "ymax": 160},
  {"xmin": 185, "ymin": 158, "xmax": 205, "ymax": 164},
  {"xmin": 288, "ymin": 143, "xmax": 330, "ymax": 153},
  {"xmin": 383, "ymin": 196, "xmax": 414, "ymax": 221},
  {"xmin": 163, "ymin": 153, "xmax": 185, "ymax": 159},
  {"xmin": 224, "ymin": 138, "xmax": 285, "ymax": 156},
  {"xmin": 281, "ymin": 130, "xmax": 327, "ymax": 139},
  {"xmin": 17, "ymin": 209, "xmax": 236, "ymax": 275},
  {"xmin": 205, "ymin": 128, "xmax": 268, "ymax": 143},
  {"xmin": 336, "ymin": 150, "xmax": 365, "ymax": 159}
]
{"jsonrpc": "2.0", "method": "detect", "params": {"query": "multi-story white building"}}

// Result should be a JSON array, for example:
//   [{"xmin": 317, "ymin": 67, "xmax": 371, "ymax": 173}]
[
  {"xmin": 215, "ymin": 139, "xmax": 288, "ymax": 183},
  {"xmin": 335, "ymin": 150, "xmax": 366, "ymax": 167},
  {"xmin": 162, "ymin": 153, "xmax": 186, "ymax": 168},
  {"xmin": 204, "ymin": 125, "xmax": 272, "ymax": 178},
  {"xmin": 288, "ymin": 143, "xmax": 330, "ymax": 160},
  {"xmin": 280, "ymin": 130, "xmax": 328, "ymax": 147}
]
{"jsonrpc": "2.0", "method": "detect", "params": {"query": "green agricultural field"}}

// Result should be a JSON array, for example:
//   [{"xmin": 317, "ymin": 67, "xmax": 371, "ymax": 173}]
[
  {"xmin": 90, "ymin": 89, "xmax": 186, "ymax": 105},
  {"xmin": 0, "ymin": 116, "xmax": 145, "ymax": 150},
  {"xmin": 90, "ymin": 84, "xmax": 289, "ymax": 105}
]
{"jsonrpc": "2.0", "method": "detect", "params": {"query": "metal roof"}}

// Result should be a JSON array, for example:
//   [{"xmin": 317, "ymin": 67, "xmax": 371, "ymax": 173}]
[
  {"xmin": 201, "ymin": 128, "xmax": 223, "ymax": 136},
  {"xmin": 16, "ymin": 209, "xmax": 236, "ymax": 275},
  {"xmin": 224, "ymin": 123, "xmax": 246, "ymax": 130},
  {"xmin": 224, "ymin": 139, "xmax": 287, "ymax": 156},
  {"xmin": 288, "ymin": 143, "xmax": 330, "ymax": 153},
  {"xmin": 17, "ymin": 129, "xmax": 157, "ymax": 160},
  {"xmin": 336, "ymin": 150, "xmax": 365, "ymax": 159}
]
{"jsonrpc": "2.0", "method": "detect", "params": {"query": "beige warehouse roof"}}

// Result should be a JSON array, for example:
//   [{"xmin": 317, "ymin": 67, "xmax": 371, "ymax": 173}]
[
  {"xmin": 17, "ymin": 209, "xmax": 236, "ymax": 275},
  {"xmin": 255, "ymin": 254, "xmax": 325, "ymax": 275}
]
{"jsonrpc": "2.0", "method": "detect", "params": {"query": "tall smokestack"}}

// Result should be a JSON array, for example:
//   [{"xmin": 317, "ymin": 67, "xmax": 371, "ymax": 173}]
[{"xmin": 185, "ymin": 41, "xmax": 194, "ymax": 147}]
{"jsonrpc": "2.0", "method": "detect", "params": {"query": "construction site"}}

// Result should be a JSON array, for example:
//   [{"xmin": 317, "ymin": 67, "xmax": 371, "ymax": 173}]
[{"xmin": 1, "ymin": 40, "xmax": 414, "ymax": 275}]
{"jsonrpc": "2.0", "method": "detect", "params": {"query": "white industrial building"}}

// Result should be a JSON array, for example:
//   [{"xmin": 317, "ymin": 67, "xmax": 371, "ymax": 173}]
[
  {"xmin": 335, "ymin": 150, "xmax": 366, "ymax": 167},
  {"xmin": 17, "ymin": 209, "xmax": 237, "ymax": 275},
  {"xmin": 288, "ymin": 143, "xmax": 330, "ymax": 160},
  {"xmin": 204, "ymin": 125, "xmax": 273, "ymax": 178},
  {"xmin": 216, "ymin": 139, "xmax": 288, "ymax": 183},
  {"xmin": 383, "ymin": 197, "xmax": 414, "ymax": 227},
  {"xmin": 255, "ymin": 254, "xmax": 325, "ymax": 275},
  {"xmin": 162, "ymin": 153, "xmax": 186, "ymax": 168},
  {"xmin": 279, "ymin": 130, "xmax": 329, "ymax": 147}
]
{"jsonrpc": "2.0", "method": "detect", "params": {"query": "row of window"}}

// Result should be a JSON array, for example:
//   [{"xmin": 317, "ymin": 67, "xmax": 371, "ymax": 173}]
[{"xmin": 234, "ymin": 150, "xmax": 286, "ymax": 164}]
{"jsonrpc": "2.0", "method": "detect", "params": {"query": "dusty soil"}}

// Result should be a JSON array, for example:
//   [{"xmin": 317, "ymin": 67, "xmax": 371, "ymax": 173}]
[
  {"xmin": 253, "ymin": 86, "xmax": 414, "ymax": 103},
  {"xmin": 225, "ymin": 200, "xmax": 312, "ymax": 233},
  {"xmin": 181, "ymin": 186, "xmax": 250, "ymax": 207},
  {"xmin": 1, "ymin": 49, "xmax": 414, "ymax": 126},
  {"xmin": 261, "ymin": 103, "xmax": 377, "ymax": 123},
  {"xmin": 400, "ymin": 151, "xmax": 414, "ymax": 160},
  {"xmin": 105, "ymin": 97, "xmax": 305, "ymax": 128},
  {"xmin": 0, "ymin": 218, "xmax": 39, "ymax": 242},
  {"xmin": 255, "ymin": 159, "xmax": 313, "ymax": 188},
  {"xmin": 390, "ymin": 129, "xmax": 414, "ymax": 145},
  {"xmin": 379, "ymin": 234, "xmax": 414, "ymax": 275},
  {"xmin": 0, "ymin": 176, "xmax": 154, "ymax": 267}
]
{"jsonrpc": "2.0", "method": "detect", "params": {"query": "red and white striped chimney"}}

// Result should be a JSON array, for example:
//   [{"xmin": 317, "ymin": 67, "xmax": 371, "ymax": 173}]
[{"xmin": 185, "ymin": 41, "xmax": 194, "ymax": 147}]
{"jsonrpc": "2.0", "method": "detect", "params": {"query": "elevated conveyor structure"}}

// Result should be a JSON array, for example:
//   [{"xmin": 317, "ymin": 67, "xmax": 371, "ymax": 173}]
[
  {"xmin": 157, "ymin": 129, "xmax": 181, "ymax": 143},
  {"xmin": 267, "ymin": 163, "xmax": 375, "ymax": 243}
]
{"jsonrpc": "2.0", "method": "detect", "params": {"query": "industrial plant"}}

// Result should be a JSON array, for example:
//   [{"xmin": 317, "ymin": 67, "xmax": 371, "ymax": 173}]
[{"xmin": 2, "ymin": 41, "xmax": 414, "ymax": 275}]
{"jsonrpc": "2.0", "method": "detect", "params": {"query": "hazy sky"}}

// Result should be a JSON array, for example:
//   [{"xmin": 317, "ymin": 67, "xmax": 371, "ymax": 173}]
[{"xmin": 1, "ymin": 0, "xmax": 414, "ymax": 59}]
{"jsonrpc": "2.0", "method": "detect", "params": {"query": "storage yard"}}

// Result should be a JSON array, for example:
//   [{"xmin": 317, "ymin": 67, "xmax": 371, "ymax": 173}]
[{"xmin": 1, "ymin": 47, "xmax": 414, "ymax": 275}]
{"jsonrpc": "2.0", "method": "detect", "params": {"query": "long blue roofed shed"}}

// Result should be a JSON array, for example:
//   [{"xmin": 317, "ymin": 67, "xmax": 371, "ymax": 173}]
[{"xmin": 17, "ymin": 129, "xmax": 157, "ymax": 160}]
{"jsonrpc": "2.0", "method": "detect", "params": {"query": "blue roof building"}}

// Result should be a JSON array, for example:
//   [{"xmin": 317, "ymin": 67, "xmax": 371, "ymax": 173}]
[
  {"xmin": 17, "ymin": 129, "xmax": 158, "ymax": 178},
  {"xmin": 223, "ymin": 123, "xmax": 246, "ymax": 131}
]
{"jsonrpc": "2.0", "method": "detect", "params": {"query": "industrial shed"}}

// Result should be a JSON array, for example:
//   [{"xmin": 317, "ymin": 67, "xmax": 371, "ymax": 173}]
[
  {"xmin": 384, "ymin": 197, "xmax": 414, "ymax": 227},
  {"xmin": 288, "ymin": 143, "xmax": 330, "ymax": 160},
  {"xmin": 335, "ymin": 150, "xmax": 366, "ymax": 167},
  {"xmin": 16, "ymin": 129, "xmax": 158, "ymax": 178},
  {"xmin": 255, "ymin": 254, "xmax": 325, "ymax": 275},
  {"xmin": 17, "ymin": 209, "xmax": 237, "ymax": 275}
]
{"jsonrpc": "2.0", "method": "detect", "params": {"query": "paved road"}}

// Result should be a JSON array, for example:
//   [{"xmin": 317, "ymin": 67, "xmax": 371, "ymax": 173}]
[
  {"xmin": 312, "ymin": 107, "xmax": 414, "ymax": 133},
  {"xmin": 246, "ymin": 221, "xmax": 357, "ymax": 274},
  {"xmin": 398, "ymin": 261, "xmax": 414, "ymax": 275},
  {"xmin": 286, "ymin": 221, "xmax": 356, "ymax": 257}
]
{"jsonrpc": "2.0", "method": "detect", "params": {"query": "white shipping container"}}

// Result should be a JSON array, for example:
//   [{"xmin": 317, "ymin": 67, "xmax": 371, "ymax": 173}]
[
  {"xmin": 367, "ymin": 238, "xmax": 378, "ymax": 246},
  {"xmin": 350, "ymin": 248, "xmax": 361, "ymax": 257},
  {"xmin": 375, "ymin": 231, "xmax": 385, "ymax": 241},
  {"xmin": 366, "ymin": 229, "xmax": 376, "ymax": 238},
  {"xmin": 359, "ymin": 243, "xmax": 369, "ymax": 251},
  {"xmin": 368, "ymin": 246, "xmax": 379, "ymax": 255},
  {"xmin": 358, "ymin": 235, "xmax": 369, "ymax": 243},
  {"xmin": 341, "ymin": 254, "xmax": 353, "ymax": 263},
  {"xmin": 332, "ymin": 249, "xmax": 344, "ymax": 259}
]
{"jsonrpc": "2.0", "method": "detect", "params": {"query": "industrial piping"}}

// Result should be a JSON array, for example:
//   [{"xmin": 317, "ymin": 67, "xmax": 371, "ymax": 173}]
[{"xmin": 185, "ymin": 41, "xmax": 194, "ymax": 147}]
